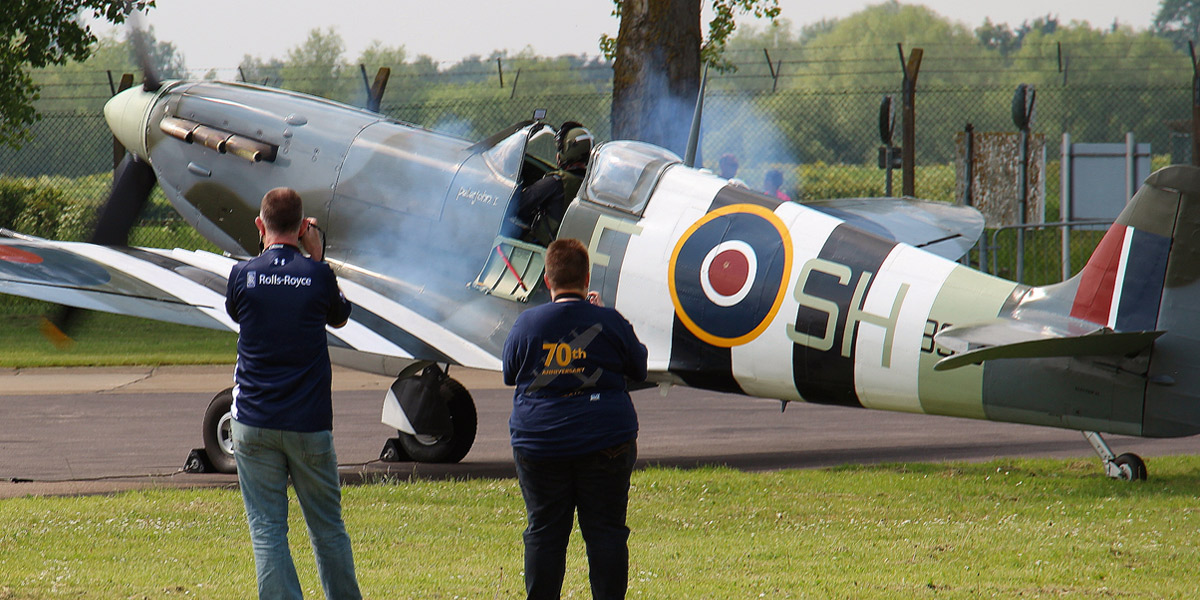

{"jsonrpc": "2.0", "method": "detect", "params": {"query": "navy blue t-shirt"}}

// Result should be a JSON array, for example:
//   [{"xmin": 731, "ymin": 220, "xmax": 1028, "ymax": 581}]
[
  {"xmin": 503, "ymin": 295, "xmax": 648, "ymax": 457},
  {"xmin": 225, "ymin": 244, "xmax": 352, "ymax": 432}
]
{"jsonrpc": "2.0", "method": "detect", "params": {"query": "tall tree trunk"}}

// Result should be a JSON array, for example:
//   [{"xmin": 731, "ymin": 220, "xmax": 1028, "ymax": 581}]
[{"xmin": 611, "ymin": 0, "xmax": 701, "ymax": 156}]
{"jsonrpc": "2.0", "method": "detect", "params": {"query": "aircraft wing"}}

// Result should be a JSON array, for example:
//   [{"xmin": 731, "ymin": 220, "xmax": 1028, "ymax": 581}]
[
  {"xmin": 0, "ymin": 232, "xmax": 501, "ymax": 371},
  {"xmin": 933, "ymin": 315, "xmax": 1164, "ymax": 371},
  {"xmin": 804, "ymin": 197, "xmax": 984, "ymax": 261}
]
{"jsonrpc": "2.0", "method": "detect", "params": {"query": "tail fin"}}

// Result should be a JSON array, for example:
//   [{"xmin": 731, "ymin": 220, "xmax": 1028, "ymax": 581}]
[
  {"xmin": 1067, "ymin": 180, "xmax": 1176, "ymax": 332},
  {"xmin": 1095, "ymin": 165, "xmax": 1200, "ymax": 436}
]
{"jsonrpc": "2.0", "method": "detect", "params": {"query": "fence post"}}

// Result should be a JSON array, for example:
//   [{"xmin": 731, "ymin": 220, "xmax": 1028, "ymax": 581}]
[
  {"xmin": 898, "ymin": 45, "xmax": 923, "ymax": 197},
  {"xmin": 763, "ymin": 48, "xmax": 781, "ymax": 93}
]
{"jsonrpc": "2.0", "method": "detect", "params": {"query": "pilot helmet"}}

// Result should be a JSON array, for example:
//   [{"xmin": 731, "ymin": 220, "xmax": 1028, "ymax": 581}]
[{"xmin": 556, "ymin": 123, "xmax": 594, "ymax": 167}]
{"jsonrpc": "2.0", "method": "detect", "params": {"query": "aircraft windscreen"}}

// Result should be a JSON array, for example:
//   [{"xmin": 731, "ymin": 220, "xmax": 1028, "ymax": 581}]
[
  {"xmin": 582, "ymin": 141, "xmax": 681, "ymax": 216},
  {"xmin": 525, "ymin": 126, "xmax": 557, "ymax": 170},
  {"xmin": 481, "ymin": 127, "xmax": 531, "ymax": 185}
]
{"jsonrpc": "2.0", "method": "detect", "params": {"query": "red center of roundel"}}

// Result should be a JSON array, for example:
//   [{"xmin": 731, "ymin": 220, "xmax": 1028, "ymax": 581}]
[
  {"xmin": 708, "ymin": 249, "xmax": 749, "ymax": 296},
  {"xmin": 0, "ymin": 246, "xmax": 43, "ymax": 264}
]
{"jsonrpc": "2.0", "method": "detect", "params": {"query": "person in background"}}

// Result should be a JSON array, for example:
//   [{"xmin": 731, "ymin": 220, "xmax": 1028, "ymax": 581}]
[
  {"xmin": 764, "ymin": 168, "xmax": 793, "ymax": 202},
  {"xmin": 718, "ymin": 153, "xmax": 739, "ymax": 179},
  {"xmin": 225, "ymin": 187, "xmax": 361, "ymax": 600},
  {"xmin": 503, "ymin": 238, "xmax": 648, "ymax": 600}
]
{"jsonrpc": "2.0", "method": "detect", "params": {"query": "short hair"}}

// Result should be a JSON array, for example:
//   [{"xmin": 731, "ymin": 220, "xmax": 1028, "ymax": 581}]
[
  {"xmin": 544, "ymin": 238, "xmax": 590, "ymax": 291},
  {"xmin": 765, "ymin": 168, "xmax": 783, "ymax": 189},
  {"xmin": 260, "ymin": 188, "xmax": 303, "ymax": 234},
  {"xmin": 718, "ymin": 153, "xmax": 738, "ymax": 175}
]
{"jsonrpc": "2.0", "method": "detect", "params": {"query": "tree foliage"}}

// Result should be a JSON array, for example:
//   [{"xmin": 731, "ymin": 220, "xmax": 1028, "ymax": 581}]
[
  {"xmin": 0, "ymin": 0, "xmax": 154, "ymax": 149},
  {"xmin": 607, "ymin": 0, "xmax": 780, "ymax": 154},
  {"xmin": 1153, "ymin": 0, "xmax": 1200, "ymax": 51}
]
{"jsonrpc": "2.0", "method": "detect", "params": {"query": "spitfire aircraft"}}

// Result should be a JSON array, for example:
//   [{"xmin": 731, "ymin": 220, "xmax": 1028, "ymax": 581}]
[{"xmin": 0, "ymin": 69, "xmax": 1196, "ymax": 480}]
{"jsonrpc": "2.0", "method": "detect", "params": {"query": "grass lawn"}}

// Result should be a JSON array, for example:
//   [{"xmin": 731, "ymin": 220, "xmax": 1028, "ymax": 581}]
[
  {"xmin": 3, "ymin": 457, "xmax": 1200, "ymax": 599},
  {"xmin": 0, "ymin": 311, "xmax": 236, "ymax": 367}
]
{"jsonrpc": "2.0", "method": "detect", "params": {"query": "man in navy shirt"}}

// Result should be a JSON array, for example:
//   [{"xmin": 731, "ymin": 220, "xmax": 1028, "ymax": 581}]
[
  {"xmin": 503, "ymin": 238, "xmax": 648, "ymax": 600},
  {"xmin": 225, "ymin": 187, "xmax": 360, "ymax": 600}
]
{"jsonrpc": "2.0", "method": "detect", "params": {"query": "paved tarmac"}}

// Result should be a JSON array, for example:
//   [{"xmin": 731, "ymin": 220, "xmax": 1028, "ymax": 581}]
[{"xmin": 2, "ymin": 365, "xmax": 1197, "ymax": 498}]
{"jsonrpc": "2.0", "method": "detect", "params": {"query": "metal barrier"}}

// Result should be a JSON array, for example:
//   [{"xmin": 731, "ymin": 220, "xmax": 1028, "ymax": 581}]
[{"xmin": 978, "ymin": 220, "xmax": 1111, "ymax": 285}]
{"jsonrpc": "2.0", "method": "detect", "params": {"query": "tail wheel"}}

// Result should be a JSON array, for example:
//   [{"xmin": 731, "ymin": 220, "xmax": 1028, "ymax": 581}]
[
  {"xmin": 1113, "ymin": 452, "xmax": 1147, "ymax": 481},
  {"xmin": 397, "ymin": 377, "xmax": 477, "ymax": 463},
  {"xmin": 202, "ymin": 388, "xmax": 238, "ymax": 474}
]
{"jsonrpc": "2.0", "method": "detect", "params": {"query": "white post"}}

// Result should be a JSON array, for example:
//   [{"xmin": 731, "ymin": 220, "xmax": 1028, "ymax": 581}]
[{"xmin": 1061, "ymin": 133, "xmax": 1071, "ymax": 281}]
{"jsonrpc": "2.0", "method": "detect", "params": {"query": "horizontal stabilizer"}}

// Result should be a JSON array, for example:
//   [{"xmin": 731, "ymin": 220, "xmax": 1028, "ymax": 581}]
[
  {"xmin": 934, "ymin": 317, "xmax": 1164, "ymax": 371},
  {"xmin": 804, "ymin": 197, "xmax": 984, "ymax": 260}
]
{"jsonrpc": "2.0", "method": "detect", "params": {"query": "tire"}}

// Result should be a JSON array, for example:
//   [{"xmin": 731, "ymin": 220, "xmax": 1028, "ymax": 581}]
[
  {"xmin": 1113, "ymin": 452, "xmax": 1147, "ymax": 481},
  {"xmin": 202, "ymin": 388, "xmax": 238, "ymax": 474},
  {"xmin": 397, "ymin": 377, "xmax": 477, "ymax": 463}
]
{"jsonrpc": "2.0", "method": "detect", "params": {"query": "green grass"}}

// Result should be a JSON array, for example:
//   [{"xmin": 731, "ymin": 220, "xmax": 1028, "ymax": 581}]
[
  {"xmin": 3, "ymin": 457, "xmax": 1200, "ymax": 598},
  {"xmin": 0, "ymin": 312, "xmax": 236, "ymax": 367}
]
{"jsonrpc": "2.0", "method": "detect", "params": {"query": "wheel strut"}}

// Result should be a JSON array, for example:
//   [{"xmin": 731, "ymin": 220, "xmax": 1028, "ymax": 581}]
[{"xmin": 1083, "ymin": 431, "xmax": 1147, "ymax": 481}]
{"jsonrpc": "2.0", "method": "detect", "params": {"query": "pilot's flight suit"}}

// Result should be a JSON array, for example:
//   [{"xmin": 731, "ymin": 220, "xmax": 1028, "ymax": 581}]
[{"xmin": 515, "ymin": 166, "xmax": 586, "ymax": 245}]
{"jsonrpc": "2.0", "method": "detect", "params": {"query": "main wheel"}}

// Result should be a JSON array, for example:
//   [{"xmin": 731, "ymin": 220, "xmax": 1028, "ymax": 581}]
[
  {"xmin": 202, "ymin": 388, "xmax": 238, "ymax": 474},
  {"xmin": 396, "ymin": 377, "xmax": 477, "ymax": 463},
  {"xmin": 1113, "ymin": 452, "xmax": 1147, "ymax": 481}
]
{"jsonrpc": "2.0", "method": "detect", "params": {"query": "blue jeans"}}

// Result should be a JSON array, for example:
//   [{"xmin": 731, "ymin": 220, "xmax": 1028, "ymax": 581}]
[
  {"xmin": 513, "ymin": 440, "xmax": 637, "ymax": 600},
  {"xmin": 232, "ymin": 420, "xmax": 362, "ymax": 600}
]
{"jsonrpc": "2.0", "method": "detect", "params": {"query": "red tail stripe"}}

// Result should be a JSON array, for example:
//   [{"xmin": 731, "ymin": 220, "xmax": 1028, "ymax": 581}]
[{"xmin": 1070, "ymin": 223, "xmax": 1127, "ymax": 325}]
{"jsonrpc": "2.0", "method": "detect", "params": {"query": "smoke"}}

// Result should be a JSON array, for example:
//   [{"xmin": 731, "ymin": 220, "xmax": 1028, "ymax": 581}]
[
  {"xmin": 696, "ymin": 92, "xmax": 802, "ymax": 195},
  {"xmin": 622, "ymin": 61, "xmax": 804, "ymax": 197}
]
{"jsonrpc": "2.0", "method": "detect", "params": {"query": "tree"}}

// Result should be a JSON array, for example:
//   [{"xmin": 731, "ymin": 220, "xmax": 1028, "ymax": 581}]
[
  {"xmin": 1154, "ymin": 0, "xmax": 1200, "ymax": 51},
  {"xmin": 280, "ymin": 28, "xmax": 351, "ymax": 101},
  {"xmin": 976, "ymin": 18, "xmax": 1019, "ymax": 56},
  {"xmin": 604, "ymin": 0, "xmax": 779, "ymax": 155},
  {"xmin": 0, "ymin": 0, "xmax": 154, "ymax": 149}
]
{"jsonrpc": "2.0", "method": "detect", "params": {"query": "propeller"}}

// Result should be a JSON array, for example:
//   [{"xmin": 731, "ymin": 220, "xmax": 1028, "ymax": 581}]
[
  {"xmin": 41, "ymin": 19, "xmax": 162, "ymax": 347},
  {"xmin": 127, "ymin": 13, "xmax": 162, "ymax": 92}
]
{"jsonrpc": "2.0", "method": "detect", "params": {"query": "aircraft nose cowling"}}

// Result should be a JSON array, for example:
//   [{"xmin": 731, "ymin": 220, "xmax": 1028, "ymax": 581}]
[{"xmin": 104, "ymin": 85, "xmax": 160, "ymax": 162}]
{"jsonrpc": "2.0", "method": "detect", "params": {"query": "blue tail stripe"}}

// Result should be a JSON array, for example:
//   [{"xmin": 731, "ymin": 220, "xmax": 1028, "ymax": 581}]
[{"xmin": 1115, "ymin": 228, "xmax": 1170, "ymax": 332}]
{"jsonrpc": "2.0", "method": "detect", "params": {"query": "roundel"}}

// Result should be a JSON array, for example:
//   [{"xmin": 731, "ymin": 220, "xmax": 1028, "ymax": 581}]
[
  {"xmin": 668, "ymin": 203, "xmax": 793, "ymax": 347},
  {"xmin": 0, "ymin": 243, "xmax": 111, "ymax": 287}
]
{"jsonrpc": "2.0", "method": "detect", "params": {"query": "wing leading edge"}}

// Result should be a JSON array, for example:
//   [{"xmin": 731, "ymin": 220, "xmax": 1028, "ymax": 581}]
[{"xmin": 0, "ymin": 233, "xmax": 500, "ymax": 371}]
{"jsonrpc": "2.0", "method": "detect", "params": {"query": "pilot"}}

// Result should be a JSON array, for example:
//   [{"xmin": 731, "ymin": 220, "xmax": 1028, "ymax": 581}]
[{"xmin": 512, "ymin": 121, "xmax": 594, "ymax": 245}]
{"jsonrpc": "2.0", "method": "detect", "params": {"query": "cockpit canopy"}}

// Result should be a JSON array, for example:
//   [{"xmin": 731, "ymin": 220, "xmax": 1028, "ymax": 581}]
[{"xmin": 580, "ymin": 141, "xmax": 681, "ymax": 216}]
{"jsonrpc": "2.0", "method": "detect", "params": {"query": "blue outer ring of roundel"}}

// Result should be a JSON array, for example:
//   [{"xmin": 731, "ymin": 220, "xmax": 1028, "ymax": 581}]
[
  {"xmin": 0, "ymin": 243, "xmax": 112, "ymax": 287},
  {"xmin": 668, "ymin": 204, "xmax": 793, "ymax": 347}
]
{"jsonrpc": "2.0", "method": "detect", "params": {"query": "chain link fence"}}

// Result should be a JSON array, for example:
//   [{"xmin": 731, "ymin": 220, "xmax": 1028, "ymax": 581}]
[{"xmin": 0, "ymin": 62, "xmax": 1191, "ymax": 317}]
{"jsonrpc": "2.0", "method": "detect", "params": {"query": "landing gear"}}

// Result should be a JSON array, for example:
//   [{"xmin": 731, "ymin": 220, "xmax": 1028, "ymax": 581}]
[
  {"xmin": 394, "ymin": 377, "xmax": 477, "ymax": 463},
  {"xmin": 201, "ymin": 387, "xmax": 238, "ymax": 474},
  {"xmin": 1083, "ymin": 431, "xmax": 1147, "ymax": 481},
  {"xmin": 380, "ymin": 364, "xmax": 478, "ymax": 464}
]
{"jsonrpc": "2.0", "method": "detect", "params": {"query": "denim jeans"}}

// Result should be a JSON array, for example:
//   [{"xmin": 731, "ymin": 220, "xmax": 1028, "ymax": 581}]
[
  {"xmin": 513, "ymin": 440, "xmax": 637, "ymax": 600},
  {"xmin": 232, "ymin": 420, "xmax": 362, "ymax": 600}
]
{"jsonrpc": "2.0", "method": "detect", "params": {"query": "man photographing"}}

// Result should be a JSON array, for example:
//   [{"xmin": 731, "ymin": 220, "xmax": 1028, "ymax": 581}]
[
  {"xmin": 503, "ymin": 238, "xmax": 648, "ymax": 599},
  {"xmin": 225, "ymin": 187, "xmax": 361, "ymax": 599}
]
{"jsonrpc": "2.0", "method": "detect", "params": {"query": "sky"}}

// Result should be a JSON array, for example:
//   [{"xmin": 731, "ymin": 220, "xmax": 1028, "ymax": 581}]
[{"xmin": 90, "ymin": 0, "xmax": 1164, "ymax": 75}]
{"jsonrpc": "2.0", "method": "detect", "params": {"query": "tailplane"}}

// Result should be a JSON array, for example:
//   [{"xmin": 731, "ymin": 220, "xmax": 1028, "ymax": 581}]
[{"xmin": 936, "ymin": 166, "xmax": 1194, "ymax": 374}]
